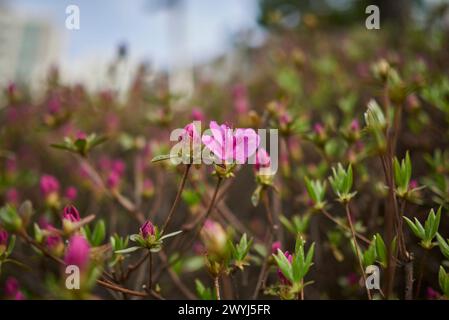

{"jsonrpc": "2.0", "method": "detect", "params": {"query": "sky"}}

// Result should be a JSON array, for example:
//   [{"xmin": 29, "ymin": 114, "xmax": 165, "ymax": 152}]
[{"xmin": 7, "ymin": 0, "xmax": 262, "ymax": 70}]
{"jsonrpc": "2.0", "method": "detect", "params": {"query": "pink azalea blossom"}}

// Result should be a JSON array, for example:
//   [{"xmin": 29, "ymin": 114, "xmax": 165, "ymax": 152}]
[
  {"xmin": 202, "ymin": 121, "xmax": 260, "ymax": 164},
  {"xmin": 62, "ymin": 205, "xmax": 81, "ymax": 222},
  {"xmin": 64, "ymin": 235, "xmax": 90, "ymax": 270}
]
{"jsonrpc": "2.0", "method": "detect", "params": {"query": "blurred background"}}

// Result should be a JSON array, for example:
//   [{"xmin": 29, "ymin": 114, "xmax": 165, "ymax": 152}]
[{"xmin": 0, "ymin": 0, "xmax": 448, "ymax": 99}]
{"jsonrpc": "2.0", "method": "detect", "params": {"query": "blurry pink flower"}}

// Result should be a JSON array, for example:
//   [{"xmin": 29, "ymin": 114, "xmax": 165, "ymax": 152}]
[
  {"xmin": 191, "ymin": 108, "xmax": 205, "ymax": 121},
  {"xmin": 64, "ymin": 186, "xmax": 78, "ymax": 201},
  {"xmin": 4, "ymin": 277, "xmax": 25, "ymax": 300},
  {"xmin": 350, "ymin": 119, "xmax": 360, "ymax": 131},
  {"xmin": 64, "ymin": 235, "xmax": 90, "ymax": 270},
  {"xmin": 45, "ymin": 235, "xmax": 62, "ymax": 249},
  {"xmin": 232, "ymin": 85, "xmax": 249, "ymax": 114},
  {"xmin": 426, "ymin": 287, "xmax": 440, "ymax": 300},
  {"xmin": 7, "ymin": 82, "xmax": 16, "ymax": 97},
  {"xmin": 279, "ymin": 112, "xmax": 292, "ymax": 126},
  {"xmin": 5, "ymin": 158, "xmax": 17, "ymax": 174},
  {"xmin": 76, "ymin": 131, "xmax": 87, "ymax": 140},
  {"xmin": 271, "ymin": 241, "xmax": 281, "ymax": 254},
  {"xmin": 62, "ymin": 205, "xmax": 80, "ymax": 222},
  {"xmin": 277, "ymin": 251, "xmax": 293, "ymax": 285},
  {"xmin": 48, "ymin": 94, "xmax": 61, "ymax": 114},
  {"xmin": 346, "ymin": 272, "xmax": 359, "ymax": 286},
  {"xmin": 142, "ymin": 179, "xmax": 154, "ymax": 197},
  {"xmin": 255, "ymin": 148, "xmax": 271, "ymax": 171},
  {"xmin": 112, "ymin": 159, "xmax": 126, "ymax": 176},
  {"xmin": 313, "ymin": 123, "xmax": 325, "ymax": 136},
  {"xmin": 0, "ymin": 228, "xmax": 8, "ymax": 246},
  {"xmin": 140, "ymin": 220, "xmax": 155, "ymax": 239},
  {"xmin": 409, "ymin": 179, "xmax": 418, "ymax": 190},
  {"xmin": 5, "ymin": 188, "xmax": 19, "ymax": 205},
  {"xmin": 106, "ymin": 171, "xmax": 121, "ymax": 190},
  {"xmin": 40, "ymin": 175, "xmax": 60, "ymax": 197},
  {"xmin": 202, "ymin": 121, "xmax": 260, "ymax": 164}
]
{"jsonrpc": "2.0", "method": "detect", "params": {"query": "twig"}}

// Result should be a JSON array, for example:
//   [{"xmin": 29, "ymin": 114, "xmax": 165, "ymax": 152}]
[
  {"xmin": 161, "ymin": 164, "xmax": 192, "ymax": 233},
  {"xmin": 345, "ymin": 203, "xmax": 372, "ymax": 300}
]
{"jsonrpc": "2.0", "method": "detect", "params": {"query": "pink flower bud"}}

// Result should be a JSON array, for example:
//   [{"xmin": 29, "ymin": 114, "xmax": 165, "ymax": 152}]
[
  {"xmin": 140, "ymin": 220, "xmax": 155, "ymax": 239},
  {"xmin": 48, "ymin": 94, "xmax": 61, "ymax": 114},
  {"xmin": 64, "ymin": 186, "xmax": 78, "ymax": 201},
  {"xmin": 62, "ymin": 205, "xmax": 80, "ymax": 222},
  {"xmin": 40, "ymin": 174, "xmax": 60, "ymax": 197},
  {"xmin": 64, "ymin": 235, "xmax": 90, "ymax": 270},
  {"xmin": 426, "ymin": 287, "xmax": 440, "ymax": 300},
  {"xmin": 0, "ymin": 229, "xmax": 8, "ymax": 246},
  {"xmin": 350, "ymin": 119, "xmax": 360, "ymax": 131},
  {"xmin": 255, "ymin": 148, "xmax": 271, "ymax": 171},
  {"xmin": 112, "ymin": 159, "xmax": 126, "ymax": 176},
  {"xmin": 191, "ymin": 108, "xmax": 205, "ymax": 121},
  {"xmin": 4, "ymin": 277, "xmax": 25, "ymax": 300},
  {"xmin": 409, "ymin": 179, "xmax": 418, "ymax": 190},
  {"xmin": 5, "ymin": 188, "xmax": 19, "ymax": 205},
  {"xmin": 46, "ymin": 235, "xmax": 62, "ymax": 249},
  {"xmin": 271, "ymin": 241, "xmax": 281, "ymax": 254},
  {"xmin": 200, "ymin": 219, "xmax": 228, "ymax": 256},
  {"xmin": 76, "ymin": 131, "xmax": 87, "ymax": 140},
  {"xmin": 313, "ymin": 123, "xmax": 325, "ymax": 136}
]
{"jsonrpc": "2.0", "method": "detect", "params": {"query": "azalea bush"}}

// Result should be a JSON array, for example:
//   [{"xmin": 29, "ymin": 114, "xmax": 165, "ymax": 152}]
[{"xmin": 2, "ymin": 4, "xmax": 449, "ymax": 300}]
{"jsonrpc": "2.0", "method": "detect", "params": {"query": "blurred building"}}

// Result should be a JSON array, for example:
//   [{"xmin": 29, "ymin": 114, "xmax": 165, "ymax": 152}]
[{"xmin": 0, "ymin": 7, "xmax": 60, "ymax": 89}]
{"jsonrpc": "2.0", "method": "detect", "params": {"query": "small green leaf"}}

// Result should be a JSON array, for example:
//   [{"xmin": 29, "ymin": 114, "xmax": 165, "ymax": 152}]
[{"xmin": 115, "ymin": 246, "xmax": 141, "ymax": 254}]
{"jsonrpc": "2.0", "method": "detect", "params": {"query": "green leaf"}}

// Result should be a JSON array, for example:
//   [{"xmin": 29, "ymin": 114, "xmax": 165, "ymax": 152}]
[
  {"xmin": 5, "ymin": 234, "xmax": 16, "ymax": 257},
  {"xmin": 374, "ymin": 233, "xmax": 387, "ymax": 267},
  {"xmin": 159, "ymin": 230, "xmax": 183, "ymax": 241},
  {"xmin": 115, "ymin": 246, "xmax": 142, "ymax": 254},
  {"xmin": 273, "ymin": 249, "xmax": 293, "ymax": 283},
  {"xmin": 437, "ymin": 233, "xmax": 449, "ymax": 260},
  {"xmin": 151, "ymin": 154, "xmax": 174, "ymax": 163},
  {"xmin": 91, "ymin": 220, "xmax": 106, "ymax": 246}
]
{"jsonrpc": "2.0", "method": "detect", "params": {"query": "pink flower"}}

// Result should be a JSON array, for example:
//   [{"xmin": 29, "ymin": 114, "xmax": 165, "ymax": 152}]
[
  {"xmin": 202, "ymin": 121, "xmax": 260, "ymax": 164},
  {"xmin": 143, "ymin": 179, "xmax": 154, "ymax": 197},
  {"xmin": 140, "ymin": 220, "xmax": 155, "ymax": 239},
  {"xmin": 277, "ymin": 251, "xmax": 293, "ymax": 285},
  {"xmin": 62, "ymin": 205, "xmax": 80, "ymax": 222},
  {"xmin": 112, "ymin": 159, "xmax": 126, "ymax": 176},
  {"xmin": 271, "ymin": 241, "xmax": 281, "ymax": 254},
  {"xmin": 191, "ymin": 108, "xmax": 205, "ymax": 121},
  {"xmin": 40, "ymin": 175, "xmax": 60, "ymax": 196},
  {"xmin": 64, "ymin": 235, "xmax": 90, "ymax": 270},
  {"xmin": 350, "ymin": 119, "xmax": 360, "ymax": 131},
  {"xmin": 255, "ymin": 148, "xmax": 271, "ymax": 171},
  {"xmin": 48, "ymin": 94, "xmax": 61, "ymax": 114},
  {"xmin": 232, "ymin": 85, "xmax": 249, "ymax": 114},
  {"xmin": 4, "ymin": 277, "xmax": 25, "ymax": 300},
  {"xmin": 346, "ymin": 273, "xmax": 359, "ymax": 286},
  {"xmin": 76, "ymin": 131, "xmax": 87, "ymax": 140},
  {"xmin": 409, "ymin": 179, "xmax": 418, "ymax": 190},
  {"xmin": 0, "ymin": 229, "xmax": 8, "ymax": 246},
  {"xmin": 5, "ymin": 188, "xmax": 19, "ymax": 205},
  {"xmin": 106, "ymin": 171, "xmax": 121, "ymax": 190},
  {"xmin": 426, "ymin": 287, "xmax": 440, "ymax": 300},
  {"xmin": 64, "ymin": 186, "xmax": 78, "ymax": 201},
  {"xmin": 313, "ymin": 123, "xmax": 325, "ymax": 136},
  {"xmin": 46, "ymin": 235, "xmax": 62, "ymax": 249}
]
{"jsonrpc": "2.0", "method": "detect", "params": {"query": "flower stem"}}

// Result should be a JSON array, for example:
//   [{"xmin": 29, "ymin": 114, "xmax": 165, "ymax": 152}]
[
  {"xmin": 345, "ymin": 203, "xmax": 372, "ymax": 300},
  {"xmin": 147, "ymin": 252, "xmax": 153, "ymax": 292},
  {"xmin": 161, "ymin": 164, "xmax": 192, "ymax": 233},
  {"xmin": 214, "ymin": 276, "xmax": 221, "ymax": 300}
]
